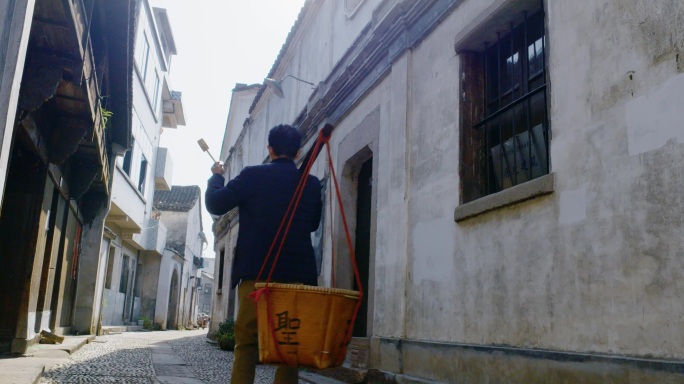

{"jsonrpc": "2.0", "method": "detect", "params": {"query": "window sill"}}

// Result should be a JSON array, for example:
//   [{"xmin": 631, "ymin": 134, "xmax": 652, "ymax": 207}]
[{"xmin": 454, "ymin": 173, "xmax": 554, "ymax": 222}]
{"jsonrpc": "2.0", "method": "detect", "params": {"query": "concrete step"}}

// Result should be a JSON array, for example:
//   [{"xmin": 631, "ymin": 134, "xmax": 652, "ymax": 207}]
[
  {"xmin": 100, "ymin": 325, "xmax": 144, "ymax": 335},
  {"xmin": 0, "ymin": 335, "xmax": 94, "ymax": 384},
  {"xmin": 0, "ymin": 358, "xmax": 48, "ymax": 384},
  {"xmin": 26, "ymin": 335, "xmax": 94, "ymax": 357}
]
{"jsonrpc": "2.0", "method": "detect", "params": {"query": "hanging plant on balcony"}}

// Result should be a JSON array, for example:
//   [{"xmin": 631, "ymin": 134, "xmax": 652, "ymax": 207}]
[{"xmin": 101, "ymin": 106, "xmax": 113, "ymax": 129}]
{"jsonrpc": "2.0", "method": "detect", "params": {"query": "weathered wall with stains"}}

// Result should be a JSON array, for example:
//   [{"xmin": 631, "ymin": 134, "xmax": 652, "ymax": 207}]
[
  {"xmin": 183, "ymin": 203, "xmax": 204, "ymax": 262},
  {"xmin": 530, "ymin": 0, "xmax": 683, "ymax": 357},
  {"xmin": 241, "ymin": 0, "xmax": 383, "ymax": 157},
  {"xmin": 219, "ymin": 86, "xmax": 260, "ymax": 162},
  {"xmin": 217, "ymin": 0, "xmax": 684, "ymax": 380},
  {"xmin": 366, "ymin": 0, "xmax": 684, "ymax": 359},
  {"xmin": 160, "ymin": 210, "xmax": 188, "ymax": 253}
]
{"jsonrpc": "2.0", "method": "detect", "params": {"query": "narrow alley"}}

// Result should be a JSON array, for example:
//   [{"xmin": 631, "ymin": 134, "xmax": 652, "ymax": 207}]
[{"xmin": 1, "ymin": 0, "xmax": 684, "ymax": 382}]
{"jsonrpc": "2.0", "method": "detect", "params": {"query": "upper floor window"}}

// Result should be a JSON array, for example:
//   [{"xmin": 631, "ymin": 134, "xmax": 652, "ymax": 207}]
[
  {"xmin": 138, "ymin": 154, "xmax": 148, "ymax": 194},
  {"xmin": 121, "ymin": 137, "xmax": 135, "ymax": 177},
  {"xmin": 152, "ymin": 72, "xmax": 160, "ymax": 111},
  {"xmin": 137, "ymin": 33, "xmax": 150, "ymax": 81},
  {"xmin": 459, "ymin": 7, "xmax": 549, "ymax": 203}
]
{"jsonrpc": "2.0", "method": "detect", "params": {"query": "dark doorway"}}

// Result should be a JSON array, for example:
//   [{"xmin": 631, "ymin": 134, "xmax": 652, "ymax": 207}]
[
  {"xmin": 353, "ymin": 158, "xmax": 372, "ymax": 337},
  {"xmin": 227, "ymin": 248, "xmax": 236, "ymax": 319},
  {"xmin": 120, "ymin": 255, "xmax": 130, "ymax": 321},
  {"xmin": 0, "ymin": 133, "xmax": 46, "ymax": 346},
  {"xmin": 49, "ymin": 200, "xmax": 72, "ymax": 331},
  {"xmin": 167, "ymin": 271, "xmax": 179, "ymax": 330}
]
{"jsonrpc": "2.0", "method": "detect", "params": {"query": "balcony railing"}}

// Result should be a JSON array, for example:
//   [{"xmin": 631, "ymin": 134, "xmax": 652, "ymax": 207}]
[{"xmin": 66, "ymin": 0, "xmax": 110, "ymax": 193}]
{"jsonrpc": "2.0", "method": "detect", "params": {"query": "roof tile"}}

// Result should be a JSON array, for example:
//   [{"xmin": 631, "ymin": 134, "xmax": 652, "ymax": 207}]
[{"xmin": 154, "ymin": 185, "xmax": 201, "ymax": 212}]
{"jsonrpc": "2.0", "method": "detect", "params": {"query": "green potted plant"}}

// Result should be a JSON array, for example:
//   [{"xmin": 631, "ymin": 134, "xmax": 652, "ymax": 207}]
[{"xmin": 216, "ymin": 319, "xmax": 235, "ymax": 351}]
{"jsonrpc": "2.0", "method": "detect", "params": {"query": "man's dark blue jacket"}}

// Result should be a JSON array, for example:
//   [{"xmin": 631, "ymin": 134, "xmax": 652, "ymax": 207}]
[{"xmin": 205, "ymin": 158, "xmax": 322, "ymax": 288}]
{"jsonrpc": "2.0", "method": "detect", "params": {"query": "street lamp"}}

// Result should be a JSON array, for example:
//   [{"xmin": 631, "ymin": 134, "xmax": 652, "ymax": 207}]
[{"xmin": 264, "ymin": 75, "xmax": 316, "ymax": 98}]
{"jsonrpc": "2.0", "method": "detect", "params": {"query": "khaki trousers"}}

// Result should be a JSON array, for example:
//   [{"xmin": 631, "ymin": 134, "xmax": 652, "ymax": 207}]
[{"xmin": 231, "ymin": 280, "xmax": 298, "ymax": 384}]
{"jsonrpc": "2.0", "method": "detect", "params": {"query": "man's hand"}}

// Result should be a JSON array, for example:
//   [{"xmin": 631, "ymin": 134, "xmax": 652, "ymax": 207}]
[{"xmin": 211, "ymin": 162, "xmax": 224, "ymax": 175}]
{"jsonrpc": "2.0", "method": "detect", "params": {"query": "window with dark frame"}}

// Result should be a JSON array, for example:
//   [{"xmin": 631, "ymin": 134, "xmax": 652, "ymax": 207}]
[
  {"xmin": 104, "ymin": 246, "xmax": 115, "ymax": 289},
  {"xmin": 137, "ymin": 155, "xmax": 148, "ymax": 194},
  {"xmin": 122, "ymin": 137, "xmax": 134, "ymax": 177},
  {"xmin": 217, "ymin": 248, "xmax": 225, "ymax": 291},
  {"xmin": 137, "ymin": 33, "xmax": 150, "ymax": 81},
  {"xmin": 119, "ymin": 255, "xmax": 130, "ymax": 294},
  {"xmin": 460, "ymin": 7, "xmax": 549, "ymax": 203}
]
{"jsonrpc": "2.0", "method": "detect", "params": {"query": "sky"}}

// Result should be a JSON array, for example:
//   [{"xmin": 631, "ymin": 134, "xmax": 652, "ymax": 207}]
[{"xmin": 149, "ymin": 0, "xmax": 307, "ymax": 256}]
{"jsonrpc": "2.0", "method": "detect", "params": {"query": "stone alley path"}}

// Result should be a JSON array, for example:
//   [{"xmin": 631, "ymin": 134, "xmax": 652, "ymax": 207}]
[{"xmin": 38, "ymin": 329, "xmax": 345, "ymax": 384}]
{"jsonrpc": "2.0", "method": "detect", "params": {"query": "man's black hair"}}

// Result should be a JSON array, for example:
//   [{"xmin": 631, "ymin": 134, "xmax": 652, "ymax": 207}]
[{"xmin": 268, "ymin": 124, "xmax": 302, "ymax": 159}]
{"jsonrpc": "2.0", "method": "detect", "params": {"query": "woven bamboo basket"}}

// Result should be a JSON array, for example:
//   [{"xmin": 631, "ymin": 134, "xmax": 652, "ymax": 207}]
[{"xmin": 253, "ymin": 282, "xmax": 360, "ymax": 369}]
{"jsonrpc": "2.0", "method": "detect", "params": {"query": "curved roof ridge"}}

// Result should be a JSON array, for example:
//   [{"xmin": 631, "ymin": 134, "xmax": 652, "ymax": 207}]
[{"xmin": 154, "ymin": 185, "xmax": 201, "ymax": 212}]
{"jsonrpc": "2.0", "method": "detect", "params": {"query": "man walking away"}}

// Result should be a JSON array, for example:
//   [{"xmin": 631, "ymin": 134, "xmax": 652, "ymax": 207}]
[{"xmin": 205, "ymin": 124, "xmax": 322, "ymax": 384}]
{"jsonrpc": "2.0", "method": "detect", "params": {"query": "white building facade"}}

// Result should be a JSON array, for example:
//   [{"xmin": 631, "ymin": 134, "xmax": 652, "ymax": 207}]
[
  {"xmin": 100, "ymin": 0, "xmax": 185, "ymax": 328},
  {"xmin": 211, "ymin": 0, "xmax": 684, "ymax": 382},
  {"xmin": 154, "ymin": 186, "xmax": 206, "ymax": 330}
]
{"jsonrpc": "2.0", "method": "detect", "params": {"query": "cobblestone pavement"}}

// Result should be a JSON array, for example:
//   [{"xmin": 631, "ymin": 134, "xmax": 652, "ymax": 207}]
[{"xmin": 39, "ymin": 329, "xmax": 315, "ymax": 383}]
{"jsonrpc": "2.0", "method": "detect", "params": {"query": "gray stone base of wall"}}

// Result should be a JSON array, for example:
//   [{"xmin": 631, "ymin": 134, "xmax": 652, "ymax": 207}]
[{"xmin": 370, "ymin": 337, "xmax": 684, "ymax": 383}]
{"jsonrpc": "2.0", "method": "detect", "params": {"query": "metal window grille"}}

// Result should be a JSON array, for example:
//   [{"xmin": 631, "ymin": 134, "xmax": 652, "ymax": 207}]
[{"xmin": 475, "ymin": 9, "xmax": 549, "ymax": 195}]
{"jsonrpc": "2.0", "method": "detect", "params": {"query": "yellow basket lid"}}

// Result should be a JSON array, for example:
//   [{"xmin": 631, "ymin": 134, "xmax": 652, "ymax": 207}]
[{"xmin": 254, "ymin": 282, "xmax": 360, "ymax": 299}]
